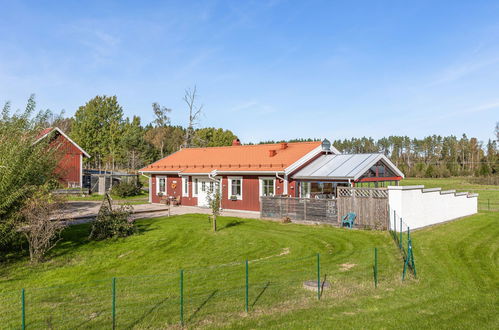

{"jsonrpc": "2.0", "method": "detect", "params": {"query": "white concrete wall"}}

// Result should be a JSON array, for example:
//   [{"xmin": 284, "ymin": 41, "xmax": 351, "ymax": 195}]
[{"xmin": 388, "ymin": 185, "xmax": 478, "ymax": 231}]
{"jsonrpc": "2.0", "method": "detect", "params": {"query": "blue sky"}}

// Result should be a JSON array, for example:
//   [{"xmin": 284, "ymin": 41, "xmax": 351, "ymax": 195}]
[{"xmin": 1, "ymin": 0, "xmax": 498, "ymax": 143}]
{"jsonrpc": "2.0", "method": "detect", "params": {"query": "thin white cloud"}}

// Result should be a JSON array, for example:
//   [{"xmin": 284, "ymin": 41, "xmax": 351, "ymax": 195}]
[
  {"xmin": 429, "ymin": 56, "xmax": 499, "ymax": 86},
  {"xmin": 230, "ymin": 101, "xmax": 278, "ymax": 115}
]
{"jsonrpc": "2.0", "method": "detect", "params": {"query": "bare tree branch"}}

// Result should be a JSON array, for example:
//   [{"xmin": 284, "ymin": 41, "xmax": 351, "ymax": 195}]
[
  {"xmin": 17, "ymin": 191, "xmax": 67, "ymax": 263},
  {"xmin": 183, "ymin": 85, "xmax": 203, "ymax": 148}
]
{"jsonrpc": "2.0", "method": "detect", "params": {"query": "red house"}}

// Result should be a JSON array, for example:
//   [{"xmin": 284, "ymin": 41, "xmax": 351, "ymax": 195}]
[
  {"xmin": 140, "ymin": 139, "xmax": 404, "ymax": 212},
  {"xmin": 36, "ymin": 127, "xmax": 91, "ymax": 188}
]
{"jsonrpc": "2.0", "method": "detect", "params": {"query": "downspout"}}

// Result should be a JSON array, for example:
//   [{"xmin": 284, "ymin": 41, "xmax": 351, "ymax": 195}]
[{"xmin": 275, "ymin": 172, "xmax": 287, "ymax": 195}]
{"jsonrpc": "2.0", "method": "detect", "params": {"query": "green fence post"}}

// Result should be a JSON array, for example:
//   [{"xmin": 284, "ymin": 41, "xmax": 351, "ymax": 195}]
[
  {"xmin": 488, "ymin": 199, "xmax": 490, "ymax": 210},
  {"xmin": 399, "ymin": 218, "xmax": 403, "ymax": 250},
  {"xmin": 180, "ymin": 269, "xmax": 184, "ymax": 326},
  {"xmin": 245, "ymin": 259, "xmax": 249, "ymax": 313},
  {"xmin": 374, "ymin": 248, "xmax": 378, "ymax": 288},
  {"xmin": 21, "ymin": 288, "xmax": 25, "ymax": 330},
  {"xmin": 317, "ymin": 253, "xmax": 321, "ymax": 300},
  {"xmin": 112, "ymin": 277, "xmax": 116, "ymax": 330}
]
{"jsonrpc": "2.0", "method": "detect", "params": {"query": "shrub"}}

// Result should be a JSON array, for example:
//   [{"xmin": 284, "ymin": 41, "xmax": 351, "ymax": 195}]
[
  {"xmin": 89, "ymin": 195, "xmax": 136, "ymax": 240},
  {"xmin": 18, "ymin": 187, "xmax": 67, "ymax": 263},
  {"xmin": 110, "ymin": 181, "xmax": 142, "ymax": 198}
]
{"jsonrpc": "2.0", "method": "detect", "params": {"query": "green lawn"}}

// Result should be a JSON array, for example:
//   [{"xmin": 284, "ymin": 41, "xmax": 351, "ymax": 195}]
[
  {"xmin": 65, "ymin": 190, "xmax": 149, "ymax": 205},
  {"xmin": 401, "ymin": 177, "xmax": 499, "ymax": 211},
  {"xmin": 1, "ymin": 211, "xmax": 498, "ymax": 328}
]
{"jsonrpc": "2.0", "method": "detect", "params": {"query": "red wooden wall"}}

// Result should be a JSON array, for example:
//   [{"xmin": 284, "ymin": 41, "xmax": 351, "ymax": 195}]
[{"xmin": 51, "ymin": 134, "xmax": 83, "ymax": 187}]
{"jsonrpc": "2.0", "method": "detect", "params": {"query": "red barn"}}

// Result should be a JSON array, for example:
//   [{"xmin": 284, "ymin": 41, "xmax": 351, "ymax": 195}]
[
  {"xmin": 36, "ymin": 127, "xmax": 91, "ymax": 188},
  {"xmin": 140, "ymin": 139, "xmax": 404, "ymax": 212}
]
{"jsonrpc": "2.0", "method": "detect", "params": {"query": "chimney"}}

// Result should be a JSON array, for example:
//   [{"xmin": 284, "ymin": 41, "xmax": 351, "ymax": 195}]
[
  {"xmin": 280, "ymin": 142, "xmax": 288, "ymax": 150},
  {"xmin": 268, "ymin": 149, "xmax": 277, "ymax": 157},
  {"xmin": 232, "ymin": 138, "xmax": 241, "ymax": 146}
]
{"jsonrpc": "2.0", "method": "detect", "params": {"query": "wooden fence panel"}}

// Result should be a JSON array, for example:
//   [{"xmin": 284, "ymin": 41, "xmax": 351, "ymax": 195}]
[
  {"xmin": 260, "ymin": 197, "xmax": 338, "ymax": 224},
  {"xmin": 337, "ymin": 187, "xmax": 389, "ymax": 230},
  {"xmin": 261, "ymin": 187, "xmax": 389, "ymax": 229}
]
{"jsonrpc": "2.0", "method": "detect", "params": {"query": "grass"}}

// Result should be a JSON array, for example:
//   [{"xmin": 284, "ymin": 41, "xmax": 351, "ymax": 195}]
[
  {"xmin": 1, "ymin": 210, "xmax": 498, "ymax": 328},
  {"xmin": 401, "ymin": 177, "xmax": 499, "ymax": 211}
]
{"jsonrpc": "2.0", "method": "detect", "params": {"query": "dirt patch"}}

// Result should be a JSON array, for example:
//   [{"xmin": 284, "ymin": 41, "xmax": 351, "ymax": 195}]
[
  {"xmin": 118, "ymin": 251, "xmax": 134, "ymax": 258},
  {"xmin": 343, "ymin": 311, "xmax": 356, "ymax": 315},
  {"xmin": 339, "ymin": 263, "xmax": 356, "ymax": 271},
  {"xmin": 250, "ymin": 247, "xmax": 290, "ymax": 263}
]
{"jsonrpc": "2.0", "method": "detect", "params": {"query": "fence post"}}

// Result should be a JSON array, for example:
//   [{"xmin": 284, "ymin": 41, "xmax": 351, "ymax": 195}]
[
  {"xmin": 317, "ymin": 253, "xmax": 321, "ymax": 300},
  {"xmin": 399, "ymin": 218, "xmax": 403, "ymax": 249},
  {"xmin": 374, "ymin": 248, "xmax": 378, "ymax": 288},
  {"xmin": 21, "ymin": 288, "xmax": 25, "ymax": 330},
  {"xmin": 180, "ymin": 269, "xmax": 184, "ymax": 326},
  {"xmin": 402, "ymin": 227, "xmax": 410, "ymax": 281},
  {"xmin": 279, "ymin": 198, "xmax": 283, "ymax": 218},
  {"xmin": 488, "ymin": 199, "xmax": 490, "ymax": 210},
  {"xmin": 112, "ymin": 277, "xmax": 116, "ymax": 330},
  {"xmin": 304, "ymin": 199, "xmax": 307, "ymax": 221},
  {"xmin": 245, "ymin": 259, "xmax": 249, "ymax": 313}
]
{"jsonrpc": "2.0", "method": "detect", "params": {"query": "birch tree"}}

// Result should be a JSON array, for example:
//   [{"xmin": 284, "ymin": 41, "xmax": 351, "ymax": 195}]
[{"xmin": 183, "ymin": 86, "xmax": 203, "ymax": 148}]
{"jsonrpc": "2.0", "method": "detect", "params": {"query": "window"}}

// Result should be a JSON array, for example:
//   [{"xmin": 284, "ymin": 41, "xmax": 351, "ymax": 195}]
[
  {"xmin": 182, "ymin": 177, "xmax": 189, "ymax": 197},
  {"xmin": 259, "ymin": 178, "xmax": 275, "ymax": 196},
  {"xmin": 201, "ymin": 181, "xmax": 206, "ymax": 192},
  {"xmin": 193, "ymin": 178, "xmax": 199, "ymax": 196},
  {"xmin": 228, "ymin": 177, "xmax": 242, "ymax": 200},
  {"xmin": 157, "ymin": 177, "xmax": 166, "ymax": 195},
  {"xmin": 300, "ymin": 182, "xmax": 311, "ymax": 198}
]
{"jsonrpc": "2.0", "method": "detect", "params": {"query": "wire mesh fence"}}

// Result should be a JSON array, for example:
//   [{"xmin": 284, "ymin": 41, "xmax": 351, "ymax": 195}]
[
  {"xmin": 389, "ymin": 211, "xmax": 417, "ymax": 281},
  {"xmin": 1, "ymin": 247, "xmax": 407, "ymax": 329},
  {"xmin": 478, "ymin": 198, "xmax": 499, "ymax": 211}
]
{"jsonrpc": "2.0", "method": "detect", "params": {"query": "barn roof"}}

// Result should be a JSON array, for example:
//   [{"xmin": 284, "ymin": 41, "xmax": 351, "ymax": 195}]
[
  {"xmin": 35, "ymin": 127, "xmax": 91, "ymax": 158},
  {"xmin": 140, "ymin": 141, "xmax": 332, "ymax": 174},
  {"xmin": 291, "ymin": 153, "xmax": 404, "ymax": 181}
]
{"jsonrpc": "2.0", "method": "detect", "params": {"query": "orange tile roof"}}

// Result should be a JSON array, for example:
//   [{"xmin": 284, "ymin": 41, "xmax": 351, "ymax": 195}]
[{"xmin": 140, "ymin": 141, "xmax": 322, "ymax": 173}]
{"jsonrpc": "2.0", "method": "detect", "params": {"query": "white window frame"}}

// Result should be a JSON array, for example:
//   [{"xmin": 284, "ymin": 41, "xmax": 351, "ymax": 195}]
[
  {"xmin": 182, "ymin": 176, "xmax": 189, "ymax": 197},
  {"xmin": 192, "ymin": 178, "xmax": 199, "ymax": 197},
  {"xmin": 228, "ymin": 176, "xmax": 243, "ymax": 200},
  {"xmin": 259, "ymin": 177, "xmax": 276, "ymax": 197},
  {"xmin": 156, "ymin": 176, "xmax": 167, "ymax": 195},
  {"xmin": 300, "ymin": 181, "xmax": 311, "ymax": 198}
]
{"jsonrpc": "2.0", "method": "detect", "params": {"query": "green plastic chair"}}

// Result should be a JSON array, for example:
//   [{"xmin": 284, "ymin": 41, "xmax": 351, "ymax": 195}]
[{"xmin": 341, "ymin": 212, "xmax": 356, "ymax": 228}]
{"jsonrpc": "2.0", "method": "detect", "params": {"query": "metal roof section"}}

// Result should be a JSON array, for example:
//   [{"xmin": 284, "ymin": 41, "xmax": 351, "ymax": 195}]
[{"xmin": 291, "ymin": 153, "xmax": 404, "ymax": 180}]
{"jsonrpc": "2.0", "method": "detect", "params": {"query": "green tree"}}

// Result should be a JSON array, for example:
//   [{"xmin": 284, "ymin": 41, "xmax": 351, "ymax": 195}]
[
  {"xmin": 121, "ymin": 116, "xmax": 145, "ymax": 170},
  {"xmin": 0, "ymin": 95, "xmax": 60, "ymax": 255},
  {"xmin": 72, "ymin": 95, "xmax": 124, "ymax": 169},
  {"xmin": 195, "ymin": 127, "xmax": 238, "ymax": 147},
  {"xmin": 145, "ymin": 103, "xmax": 172, "ymax": 158}
]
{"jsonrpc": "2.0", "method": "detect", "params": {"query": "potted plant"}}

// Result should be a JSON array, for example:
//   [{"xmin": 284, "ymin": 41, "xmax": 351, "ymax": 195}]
[{"xmin": 230, "ymin": 195, "xmax": 238, "ymax": 201}]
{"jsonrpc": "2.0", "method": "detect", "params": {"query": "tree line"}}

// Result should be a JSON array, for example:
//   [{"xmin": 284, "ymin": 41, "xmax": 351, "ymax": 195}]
[
  {"xmin": 258, "ymin": 130, "xmax": 499, "ymax": 177},
  {"xmin": 49, "ymin": 87, "xmax": 237, "ymax": 171},
  {"xmin": 332, "ymin": 134, "xmax": 498, "ymax": 177}
]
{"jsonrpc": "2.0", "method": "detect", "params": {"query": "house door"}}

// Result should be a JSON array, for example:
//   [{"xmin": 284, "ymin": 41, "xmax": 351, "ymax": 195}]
[
  {"xmin": 197, "ymin": 179, "xmax": 219, "ymax": 208},
  {"xmin": 197, "ymin": 179, "xmax": 211, "ymax": 207}
]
